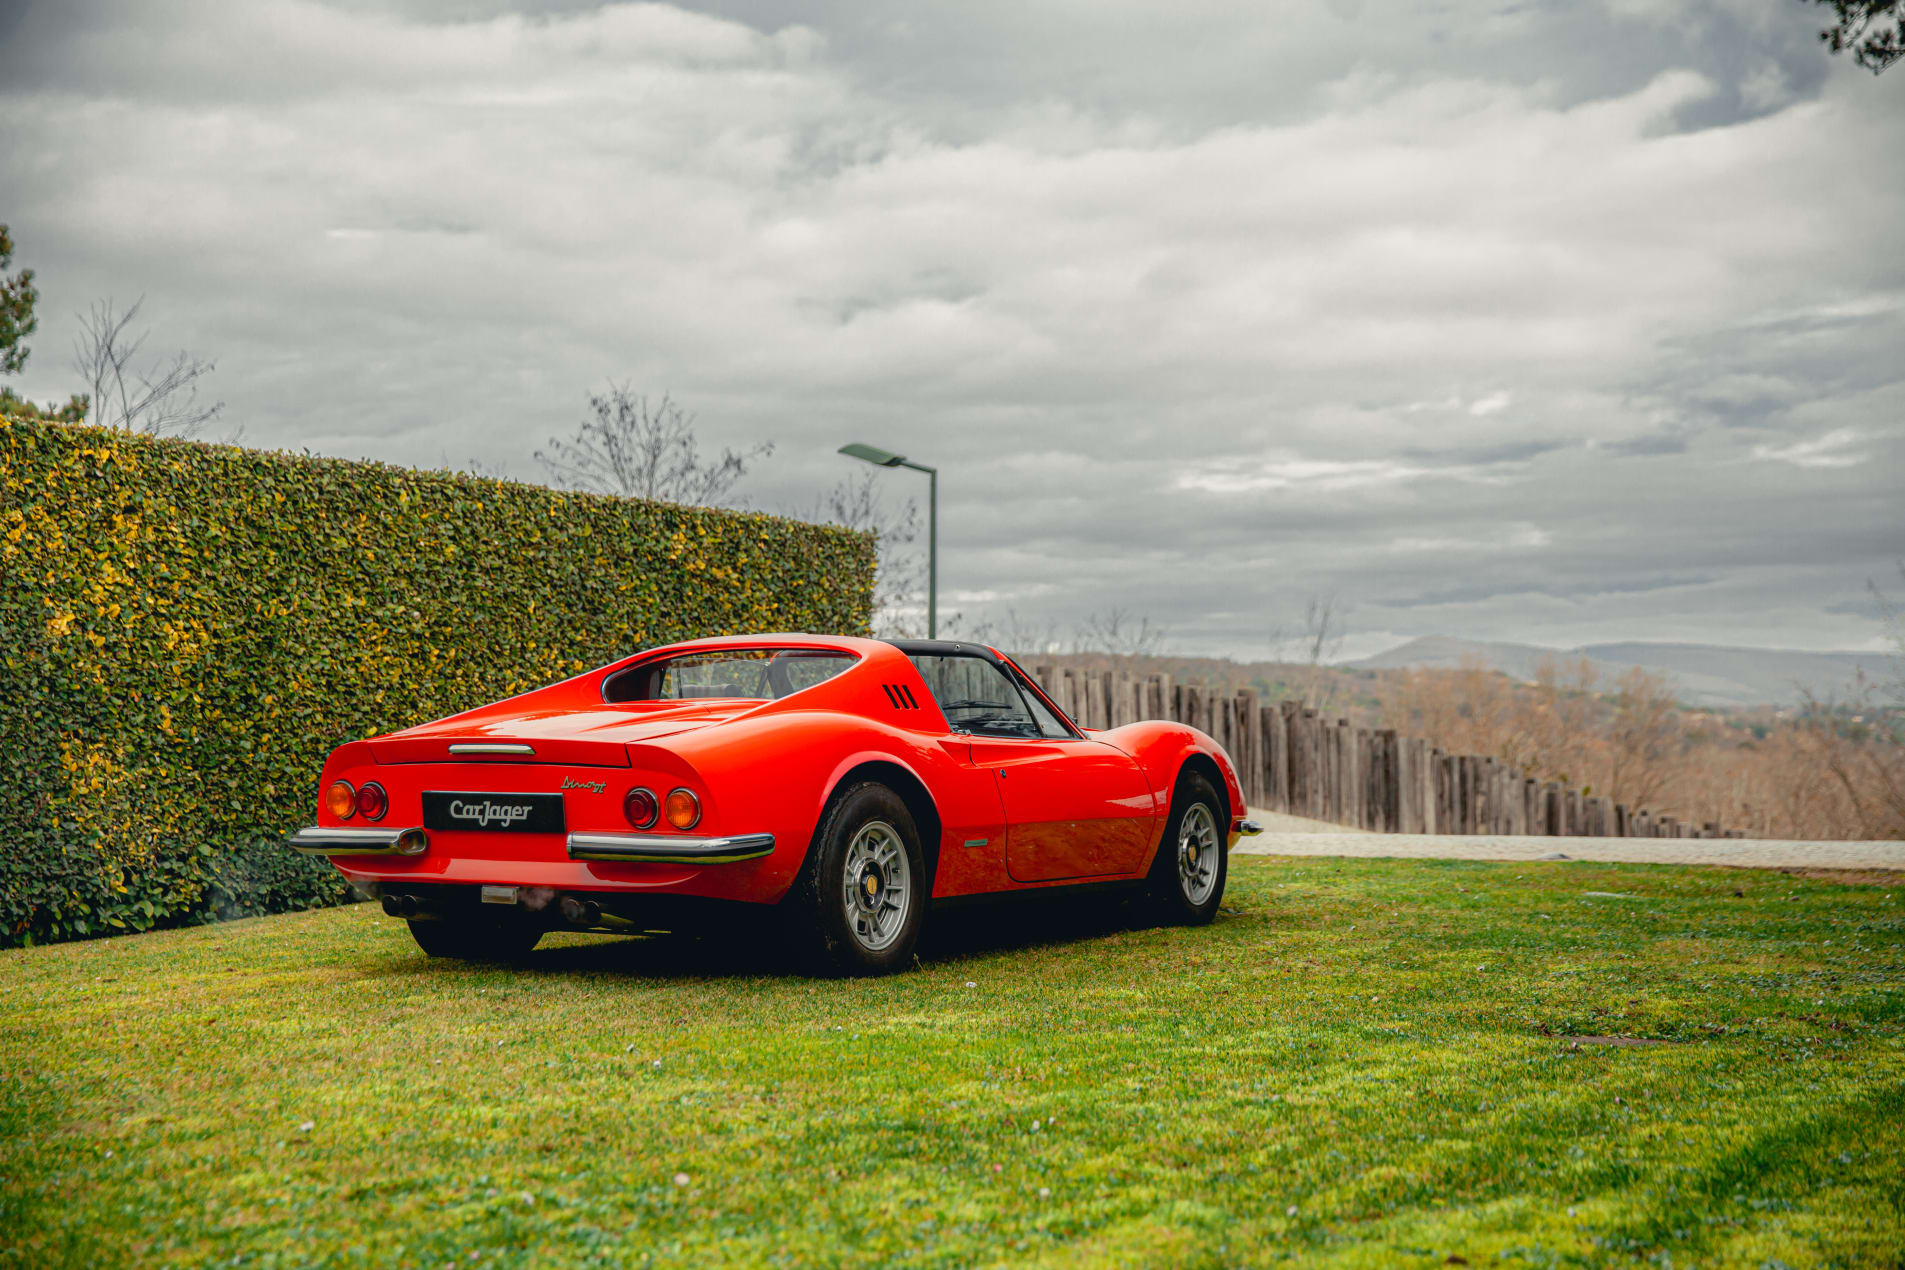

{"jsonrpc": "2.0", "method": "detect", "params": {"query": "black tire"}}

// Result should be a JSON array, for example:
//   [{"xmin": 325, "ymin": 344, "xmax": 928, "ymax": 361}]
[
  {"xmin": 782, "ymin": 781, "xmax": 928, "ymax": 976},
  {"xmin": 406, "ymin": 912, "xmax": 543, "ymax": 963},
  {"xmin": 1146, "ymin": 771, "xmax": 1228, "ymax": 926}
]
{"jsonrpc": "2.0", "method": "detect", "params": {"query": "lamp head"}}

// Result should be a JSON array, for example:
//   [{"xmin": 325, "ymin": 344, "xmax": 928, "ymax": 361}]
[{"xmin": 838, "ymin": 442, "xmax": 907, "ymax": 467}]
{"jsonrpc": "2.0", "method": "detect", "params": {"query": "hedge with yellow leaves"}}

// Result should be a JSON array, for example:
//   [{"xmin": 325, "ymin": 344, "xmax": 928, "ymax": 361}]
[{"xmin": 0, "ymin": 418, "xmax": 874, "ymax": 947}]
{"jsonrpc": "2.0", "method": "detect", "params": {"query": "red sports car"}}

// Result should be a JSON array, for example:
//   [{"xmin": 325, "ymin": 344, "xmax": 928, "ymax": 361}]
[{"xmin": 288, "ymin": 635, "xmax": 1259, "ymax": 974}]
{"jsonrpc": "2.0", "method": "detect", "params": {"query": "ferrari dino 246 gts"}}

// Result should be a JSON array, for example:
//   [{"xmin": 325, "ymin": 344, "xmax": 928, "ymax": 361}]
[{"xmin": 288, "ymin": 635, "xmax": 1260, "ymax": 974}]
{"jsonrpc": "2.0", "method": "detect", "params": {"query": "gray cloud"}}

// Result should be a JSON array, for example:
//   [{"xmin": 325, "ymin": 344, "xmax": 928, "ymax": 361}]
[{"xmin": 1, "ymin": 0, "xmax": 1900, "ymax": 662}]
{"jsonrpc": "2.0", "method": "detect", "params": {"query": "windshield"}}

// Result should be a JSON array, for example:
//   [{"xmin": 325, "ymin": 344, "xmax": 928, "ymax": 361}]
[{"xmin": 604, "ymin": 648, "xmax": 858, "ymax": 702}]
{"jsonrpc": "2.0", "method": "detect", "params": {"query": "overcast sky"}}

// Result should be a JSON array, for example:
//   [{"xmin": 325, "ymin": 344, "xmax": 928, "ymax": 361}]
[{"xmin": 2, "ymin": 0, "xmax": 1900, "ymax": 660}]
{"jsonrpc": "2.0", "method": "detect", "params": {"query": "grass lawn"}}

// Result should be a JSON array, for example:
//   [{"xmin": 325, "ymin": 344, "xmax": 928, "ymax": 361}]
[{"xmin": 2, "ymin": 856, "xmax": 1902, "ymax": 1269}]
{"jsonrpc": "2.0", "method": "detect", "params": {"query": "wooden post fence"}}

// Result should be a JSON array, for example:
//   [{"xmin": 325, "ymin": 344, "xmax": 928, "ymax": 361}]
[{"xmin": 1020, "ymin": 665, "xmax": 1739, "ymax": 840}]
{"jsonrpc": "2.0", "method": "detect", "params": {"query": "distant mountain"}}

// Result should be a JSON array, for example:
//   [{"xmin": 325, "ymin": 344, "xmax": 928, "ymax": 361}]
[{"xmin": 1348, "ymin": 636, "xmax": 1894, "ymax": 708}]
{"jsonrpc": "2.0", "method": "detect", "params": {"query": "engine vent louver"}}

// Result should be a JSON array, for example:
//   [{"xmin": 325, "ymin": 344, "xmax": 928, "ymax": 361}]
[{"xmin": 882, "ymin": 684, "xmax": 921, "ymax": 709}]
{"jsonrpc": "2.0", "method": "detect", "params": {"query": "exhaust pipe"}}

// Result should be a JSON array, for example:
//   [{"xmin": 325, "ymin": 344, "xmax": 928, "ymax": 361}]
[
  {"xmin": 380, "ymin": 893, "xmax": 423, "ymax": 918},
  {"xmin": 560, "ymin": 896, "xmax": 602, "ymax": 927}
]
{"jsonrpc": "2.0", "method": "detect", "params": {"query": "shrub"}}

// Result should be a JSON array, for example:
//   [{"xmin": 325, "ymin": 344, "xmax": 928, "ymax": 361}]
[{"xmin": 0, "ymin": 419, "xmax": 874, "ymax": 946}]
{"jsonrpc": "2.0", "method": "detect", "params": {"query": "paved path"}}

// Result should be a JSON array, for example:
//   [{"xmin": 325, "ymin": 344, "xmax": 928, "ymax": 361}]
[{"xmin": 1235, "ymin": 809, "xmax": 1905, "ymax": 872}]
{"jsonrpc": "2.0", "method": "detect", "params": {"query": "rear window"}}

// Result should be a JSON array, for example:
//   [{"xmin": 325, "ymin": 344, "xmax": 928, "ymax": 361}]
[{"xmin": 604, "ymin": 648, "xmax": 858, "ymax": 702}]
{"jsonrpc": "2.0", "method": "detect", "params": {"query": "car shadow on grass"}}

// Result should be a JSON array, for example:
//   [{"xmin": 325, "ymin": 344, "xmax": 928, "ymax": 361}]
[{"xmin": 434, "ymin": 891, "xmax": 1221, "ymax": 981}]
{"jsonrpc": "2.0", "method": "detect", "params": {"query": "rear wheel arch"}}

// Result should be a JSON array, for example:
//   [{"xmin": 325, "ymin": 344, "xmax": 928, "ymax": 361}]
[
  {"xmin": 1176, "ymin": 751, "xmax": 1231, "ymax": 830},
  {"xmin": 818, "ymin": 759, "xmax": 942, "ymax": 893}
]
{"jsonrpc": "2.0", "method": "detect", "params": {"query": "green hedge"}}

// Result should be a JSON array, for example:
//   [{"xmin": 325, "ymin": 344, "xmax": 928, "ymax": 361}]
[{"xmin": 0, "ymin": 419, "xmax": 874, "ymax": 947}]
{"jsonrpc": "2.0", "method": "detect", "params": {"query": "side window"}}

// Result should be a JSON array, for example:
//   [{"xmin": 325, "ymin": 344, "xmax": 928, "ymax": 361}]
[
  {"xmin": 908, "ymin": 655, "xmax": 1041, "ymax": 739},
  {"xmin": 773, "ymin": 650, "xmax": 858, "ymax": 693}
]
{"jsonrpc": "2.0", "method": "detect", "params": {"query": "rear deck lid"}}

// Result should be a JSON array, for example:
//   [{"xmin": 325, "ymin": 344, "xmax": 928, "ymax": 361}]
[
  {"xmin": 368, "ymin": 735, "xmax": 634, "ymax": 767},
  {"xmin": 367, "ymin": 700, "xmax": 759, "ymax": 766}
]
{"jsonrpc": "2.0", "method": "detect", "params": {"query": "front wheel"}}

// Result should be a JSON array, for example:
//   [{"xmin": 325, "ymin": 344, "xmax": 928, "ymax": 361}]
[
  {"xmin": 783, "ymin": 782, "xmax": 927, "ymax": 976},
  {"xmin": 406, "ymin": 912, "xmax": 542, "ymax": 963},
  {"xmin": 1147, "ymin": 771, "xmax": 1228, "ymax": 925}
]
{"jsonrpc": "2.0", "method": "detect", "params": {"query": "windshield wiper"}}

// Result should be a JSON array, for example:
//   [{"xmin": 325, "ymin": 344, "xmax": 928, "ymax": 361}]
[{"xmin": 953, "ymin": 714, "xmax": 1040, "ymax": 737}]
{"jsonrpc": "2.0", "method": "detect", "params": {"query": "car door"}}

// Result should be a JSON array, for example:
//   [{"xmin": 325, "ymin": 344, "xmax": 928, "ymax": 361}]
[
  {"xmin": 966, "ymin": 735, "xmax": 1156, "ymax": 881},
  {"xmin": 909, "ymin": 652, "xmax": 1157, "ymax": 883}
]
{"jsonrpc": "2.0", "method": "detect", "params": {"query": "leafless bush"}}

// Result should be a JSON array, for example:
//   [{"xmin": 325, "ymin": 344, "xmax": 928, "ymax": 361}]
[
  {"xmin": 1765, "ymin": 569, "xmax": 1905, "ymax": 839},
  {"xmin": 1604, "ymin": 665, "xmax": 1680, "ymax": 810},
  {"xmin": 1385, "ymin": 652, "xmax": 1903, "ymax": 839},
  {"xmin": 1388, "ymin": 655, "xmax": 1531, "ymax": 767},
  {"xmin": 1670, "ymin": 716, "xmax": 1902, "ymax": 841},
  {"xmin": 1790, "ymin": 695, "xmax": 1904, "ymax": 839}
]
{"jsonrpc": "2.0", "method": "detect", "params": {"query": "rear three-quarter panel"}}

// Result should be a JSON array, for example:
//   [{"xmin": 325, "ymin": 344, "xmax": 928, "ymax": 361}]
[{"xmin": 1088, "ymin": 720, "xmax": 1249, "ymax": 864}]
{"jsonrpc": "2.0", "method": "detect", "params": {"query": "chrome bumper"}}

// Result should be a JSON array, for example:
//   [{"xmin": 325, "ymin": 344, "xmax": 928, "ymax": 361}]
[
  {"xmin": 566, "ymin": 831, "xmax": 775, "ymax": 864},
  {"xmin": 286, "ymin": 826, "xmax": 429, "ymax": 856},
  {"xmin": 1238, "ymin": 819, "xmax": 1264, "ymax": 836}
]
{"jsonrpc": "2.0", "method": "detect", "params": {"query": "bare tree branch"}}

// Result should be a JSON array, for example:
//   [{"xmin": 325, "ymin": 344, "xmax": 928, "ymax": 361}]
[
  {"xmin": 1871, "ymin": 561, "xmax": 1905, "ymax": 708},
  {"xmin": 1072, "ymin": 607, "xmax": 1168, "ymax": 658},
  {"xmin": 71, "ymin": 297, "xmax": 223, "ymax": 437},
  {"xmin": 992, "ymin": 609, "xmax": 1063, "ymax": 660},
  {"xmin": 535, "ymin": 386, "xmax": 770, "ymax": 507},
  {"xmin": 1272, "ymin": 594, "xmax": 1347, "ymax": 711},
  {"xmin": 799, "ymin": 468, "xmax": 924, "ymax": 637}
]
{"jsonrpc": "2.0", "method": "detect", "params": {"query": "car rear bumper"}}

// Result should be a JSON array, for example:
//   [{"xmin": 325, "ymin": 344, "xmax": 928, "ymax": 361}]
[
  {"xmin": 566, "ymin": 831, "xmax": 776, "ymax": 864},
  {"xmin": 285, "ymin": 827, "xmax": 775, "ymax": 865},
  {"xmin": 286, "ymin": 826, "xmax": 430, "ymax": 856},
  {"xmin": 290, "ymin": 822, "xmax": 798, "ymax": 906}
]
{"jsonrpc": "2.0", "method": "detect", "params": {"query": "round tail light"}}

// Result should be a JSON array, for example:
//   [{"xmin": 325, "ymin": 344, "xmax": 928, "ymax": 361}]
[
  {"xmin": 355, "ymin": 781, "xmax": 389, "ymax": 821},
  {"xmin": 623, "ymin": 787, "xmax": 659, "ymax": 829},
  {"xmin": 664, "ymin": 788, "xmax": 701, "ymax": 830},
  {"xmin": 324, "ymin": 780, "xmax": 356, "ymax": 821}
]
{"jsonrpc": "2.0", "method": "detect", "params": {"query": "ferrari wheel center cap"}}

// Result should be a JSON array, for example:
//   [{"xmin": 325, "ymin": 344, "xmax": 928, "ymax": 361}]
[
  {"xmin": 1184, "ymin": 843, "xmax": 1200, "ymax": 867},
  {"xmin": 859, "ymin": 868, "xmax": 882, "ymax": 905}
]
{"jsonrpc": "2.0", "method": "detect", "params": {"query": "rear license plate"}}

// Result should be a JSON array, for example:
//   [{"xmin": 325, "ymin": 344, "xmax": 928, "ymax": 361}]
[{"xmin": 422, "ymin": 791, "xmax": 565, "ymax": 834}]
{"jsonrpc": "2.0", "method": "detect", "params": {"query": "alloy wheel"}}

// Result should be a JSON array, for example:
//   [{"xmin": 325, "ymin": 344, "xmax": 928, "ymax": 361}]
[
  {"xmin": 841, "ymin": 819, "xmax": 912, "ymax": 952},
  {"xmin": 1177, "ymin": 802, "xmax": 1220, "ymax": 906}
]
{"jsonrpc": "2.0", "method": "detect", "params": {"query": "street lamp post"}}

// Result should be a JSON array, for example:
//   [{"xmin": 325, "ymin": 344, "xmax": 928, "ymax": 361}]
[{"xmin": 838, "ymin": 442, "xmax": 937, "ymax": 638}]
